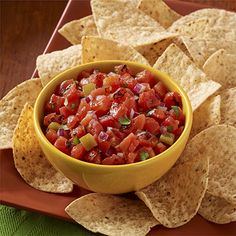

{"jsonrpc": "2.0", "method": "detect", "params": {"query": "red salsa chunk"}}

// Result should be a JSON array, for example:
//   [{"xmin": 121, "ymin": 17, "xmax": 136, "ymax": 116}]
[{"xmin": 43, "ymin": 65, "xmax": 185, "ymax": 165}]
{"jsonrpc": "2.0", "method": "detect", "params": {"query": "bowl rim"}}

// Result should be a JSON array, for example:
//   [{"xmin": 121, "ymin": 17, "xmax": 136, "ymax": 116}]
[{"xmin": 34, "ymin": 60, "xmax": 193, "ymax": 170}]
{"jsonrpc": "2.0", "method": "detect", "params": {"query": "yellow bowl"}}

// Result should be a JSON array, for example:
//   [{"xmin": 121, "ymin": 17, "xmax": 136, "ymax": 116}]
[{"xmin": 34, "ymin": 60, "xmax": 192, "ymax": 194}]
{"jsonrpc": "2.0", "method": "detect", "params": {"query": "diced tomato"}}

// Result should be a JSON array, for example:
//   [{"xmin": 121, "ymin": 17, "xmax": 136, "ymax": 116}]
[
  {"xmin": 90, "ymin": 87, "xmax": 107, "ymax": 97},
  {"xmin": 64, "ymin": 84, "xmax": 81, "ymax": 111},
  {"xmin": 144, "ymin": 117, "xmax": 160, "ymax": 135},
  {"xmin": 91, "ymin": 72, "xmax": 106, "ymax": 87},
  {"xmin": 154, "ymin": 142, "xmax": 167, "ymax": 154},
  {"xmin": 118, "ymin": 133, "xmax": 139, "ymax": 153},
  {"xmin": 169, "ymin": 106, "xmax": 185, "ymax": 125},
  {"xmin": 126, "ymin": 114, "xmax": 145, "ymax": 133},
  {"xmin": 43, "ymin": 113, "xmax": 62, "ymax": 126},
  {"xmin": 97, "ymin": 131, "xmax": 111, "ymax": 153},
  {"xmin": 58, "ymin": 79, "xmax": 75, "ymax": 95},
  {"xmin": 71, "ymin": 125, "xmax": 86, "ymax": 138},
  {"xmin": 123, "ymin": 96, "xmax": 137, "ymax": 112},
  {"xmin": 106, "ymin": 129, "xmax": 121, "ymax": 147},
  {"xmin": 119, "ymin": 73, "xmax": 137, "ymax": 90},
  {"xmin": 80, "ymin": 112, "xmax": 97, "ymax": 127},
  {"xmin": 148, "ymin": 108, "xmax": 167, "ymax": 121},
  {"xmin": 91, "ymin": 95, "xmax": 112, "ymax": 116},
  {"xmin": 153, "ymin": 81, "xmax": 168, "ymax": 99},
  {"xmin": 71, "ymin": 143, "xmax": 86, "ymax": 160},
  {"xmin": 45, "ymin": 94, "xmax": 65, "ymax": 113},
  {"xmin": 76, "ymin": 98, "xmax": 90, "ymax": 121},
  {"xmin": 125, "ymin": 152, "xmax": 137, "ymax": 164},
  {"xmin": 112, "ymin": 88, "xmax": 128, "ymax": 103},
  {"xmin": 45, "ymin": 129, "xmax": 58, "ymax": 144},
  {"xmin": 173, "ymin": 91, "xmax": 182, "ymax": 105},
  {"xmin": 137, "ymin": 131, "xmax": 158, "ymax": 147},
  {"xmin": 77, "ymin": 69, "xmax": 93, "ymax": 81},
  {"xmin": 59, "ymin": 106, "xmax": 75, "ymax": 118},
  {"xmin": 162, "ymin": 116, "xmax": 179, "ymax": 132},
  {"xmin": 109, "ymin": 103, "xmax": 128, "ymax": 120},
  {"xmin": 67, "ymin": 115, "xmax": 79, "ymax": 129},
  {"xmin": 54, "ymin": 136, "xmax": 70, "ymax": 154},
  {"xmin": 164, "ymin": 92, "xmax": 182, "ymax": 109},
  {"xmin": 114, "ymin": 64, "xmax": 133, "ymax": 75},
  {"xmin": 102, "ymin": 154, "xmax": 125, "ymax": 165},
  {"xmin": 173, "ymin": 126, "xmax": 184, "ymax": 137},
  {"xmin": 99, "ymin": 115, "xmax": 117, "ymax": 128},
  {"xmin": 138, "ymin": 90, "xmax": 160, "ymax": 111},
  {"xmin": 84, "ymin": 149, "xmax": 101, "ymax": 164},
  {"xmin": 87, "ymin": 119, "xmax": 104, "ymax": 136},
  {"xmin": 103, "ymin": 73, "xmax": 120, "ymax": 92},
  {"xmin": 137, "ymin": 147, "xmax": 155, "ymax": 161},
  {"xmin": 135, "ymin": 70, "xmax": 156, "ymax": 87}
]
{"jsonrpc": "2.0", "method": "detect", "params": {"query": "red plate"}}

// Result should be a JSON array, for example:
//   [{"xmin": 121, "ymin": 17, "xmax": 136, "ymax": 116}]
[{"xmin": 1, "ymin": 1, "xmax": 235, "ymax": 235}]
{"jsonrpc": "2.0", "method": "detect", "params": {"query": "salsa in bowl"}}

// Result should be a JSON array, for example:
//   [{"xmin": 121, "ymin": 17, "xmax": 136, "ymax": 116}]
[{"xmin": 34, "ymin": 61, "xmax": 192, "ymax": 194}]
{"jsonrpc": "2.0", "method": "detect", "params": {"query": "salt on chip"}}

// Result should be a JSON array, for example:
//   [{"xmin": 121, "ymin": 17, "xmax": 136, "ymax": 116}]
[
  {"xmin": 185, "ymin": 125, "xmax": 236, "ymax": 204},
  {"xmin": 0, "ymin": 78, "xmax": 42, "ymax": 149},
  {"xmin": 181, "ymin": 37, "xmax": 236, "ymax": 68},
  {"xmin": 199, "ymin": 193, "xmax": 236, "ymax": 224},
  {"xmin": 81, "ymin": 36, "xmax": 149, "ymax": 65},
  {"xmin": 220, "ymin": 87, "xmax": 236, "ymax": 127},
  {"xmin": 153, "ymin": 43, "xmax": 221, "ymax": 111},
  {"xmin": 58, "ymin": 15, "xmax": 99, "ymax": 45},
  {"xmin": 190, "ymin": 95, "xmax": 221, "ymax": 139},
  {"xmin": 65, "ymin": 193, "xmax": 159, "ymax": 236},
  {"xmin": 36, "ymin": 44, "xmax": 82, "ymax": 86},
  {"xmin": 138, "ymin": 0, "xmax": 181, "ymax": 28},
  {"xmin": 203, "ymin": 49, "xmax": 236, "ymax": 90},
  {"xmin": 91, "ymin": 0, "xmax": 165, "ymax": 47},
  {"xmin": 135, "ymin": 32, "xmax": 177, "ymax": 65},
  {"xmin": 12, "ymin": 103, "xmax": 73, "ymax": 193},
  {"xmin": 169, "ymin": 18, "xmax": 236, "ymax": 41},
  {"xmin": 136, "ymin": 143, "xmax": 209, "ymax": 228}
]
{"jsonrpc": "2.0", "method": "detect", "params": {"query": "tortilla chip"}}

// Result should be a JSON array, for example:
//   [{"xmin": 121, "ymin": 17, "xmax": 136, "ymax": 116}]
[
  {"xmin": 58, "ymin": 15, "xmax": 98, "ymax": 45},
  {"xmin": 169, "ymin": 18, "xmax": 236, "ymax": 41},
  {"xmin": 185, "ymin": 125, "xmax": 236, "ymax": 204},
  {"xmin": 153, "ymin": 44, "xmax": 221, "ymax": 111},
  {"xmin": 135, "ymin": 32, "xmax": 177, "ymax": 65},
  {"xmin": 12, "ymin": 103, "xmax": 73, "ymax": 193},
  {"xmin": 138, "ymin": 0, "xmax": 181, "ymax": 28},
  {"xmin": 203, "ymin": 50, "xmax": 236, "ymax": 90},
  {"xmin": 136, "ymin": 142, "xmax": 209, "ymax": 228},
  {"xmin": 65, "ymin": 193, "xmax": 158, "ymax": 236},
  {"xmin": 91, "ymin": 0, "xmax": 165, "ymax": 47},
  {"xmin": 190, "ymin": 95, "xmax": 221, "ymax": 139},
  {"xmin": 0, "ymin": 78, "xmax": 42, "ymax": 149},
  {"xmin": 199, "ymin": 193, "xmax": 236, "ymax": 224},
  {"xmin": 81, "ymin": 36, "xmax": 149, "ymax": 65},
  {"xmin": 181, "ymin": 37, "xmax": 236, "ymax": 68},
  {"xmin": 220, "ymin": 88, "xmax": 236, "ymax": 127},
  {"xmin": 36, "ymin": 45, "xmax": 82, "ymax": 86}
]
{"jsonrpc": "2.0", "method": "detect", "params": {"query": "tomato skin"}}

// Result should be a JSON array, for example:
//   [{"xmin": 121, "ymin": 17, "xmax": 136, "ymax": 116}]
[
  {"xmin": 125, "ymin": 153, "xmax": 137, "ymax": 164},
  {"xmin": 144, "ymin": 117, "xmax": 160, "ymax": 135},
  {"xmin": 154, "ymin": 142, "xmax": 167, "ymax": 154},
  {"xmin": 173, "ymin": 126, "xmax": 184, "ymax": 137},
  {"xmin": 138, "ymin": 90, "xmax": 160, "ymax": 111},
  {"xmin": 45, "ymin": 129, "xmax": 58, "ymax": 144},
  {"xmin": 84, "ymin": 150, "xmax": 101, "ymax": 164},
  {"xmin": 54, "ymin": 136, "xmax": 70, "ymax": 155},
  {"xmin": 59, "ymin": 106, "xmax": 75, "ymax": 118},
  {"xmin": 137, "ymin": 131, "xmax": 158, "ymax": 147},
  {"xmin": 71, "ymin": 144, "xmax": 86, "ymax": 160},
  {"xmin": 87, "ymin": 119, "xmax": 104, "ymax": 136},
  {"xmin": 153, "ymin": 81, "xmax": 168, "ymax": 99},
  {"xmin": 102, "ymin": 154, "xmax": 125, "ymax": 165}
]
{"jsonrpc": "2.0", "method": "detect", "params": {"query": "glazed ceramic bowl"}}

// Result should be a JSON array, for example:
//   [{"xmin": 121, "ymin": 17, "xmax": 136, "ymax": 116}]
[{"xmin": 34, "ymin": 60, "xmax": 192, "ymax": 194}]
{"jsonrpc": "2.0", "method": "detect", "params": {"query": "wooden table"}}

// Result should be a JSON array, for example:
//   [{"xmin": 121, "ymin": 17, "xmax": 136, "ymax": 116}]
[{"xmin": 1, "ymin": 0, "xmax": 236, "ymax": 100}]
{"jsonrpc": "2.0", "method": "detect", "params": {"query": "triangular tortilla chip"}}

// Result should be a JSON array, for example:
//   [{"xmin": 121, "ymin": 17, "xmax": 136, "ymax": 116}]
[
  {"xmin": 199, "ymin": 193, "xmax": 236, "ymax": 224},
  {"xmin": 13, "ymin": 103, "xmax": 73, "ymax": 193},
  {"xmin": 36, "ymin": 44, "xmax": 82, "ymax": 86},
  {"xmin": 58, "ymin": 15, "xmax": 98, "ymax": 45},
  {"xmin": 65, "ymin": 193, "xmax": 158, "ymax": 236},
  {"xmin": 153, "ymin": 44, "xmax": 221, "ymax": 111},
  {"xmin": 0, "ymin": 78, "xmax": 42, "ymax": 149},
  {"xmin": 203, "ymin": 49, "xmax": 236, "ymax": 90},
  {"xmin": 181, "ymin": 37, "xmax": 236, "ymax": 68},
  {"xmin": 220, "ymin": 87, "xmax": 236, "ymax": 127},
  {"xmin": 91, "ymin": 0, "xmax": 165, "ymax": 47},
  {"xmin": 190, "ymin": 95, "xmax": 221, "ymax": 139},
  {"xmin": 136, "ymin": 142, "xmax": 209, "ymax": 228},
  {"xmin": 81, "ymin": 36, "xmax": 149, "ymax": 65},
  {"xmin": 138, "ymin": 0, "xmax": 181, "ymax": 28}
]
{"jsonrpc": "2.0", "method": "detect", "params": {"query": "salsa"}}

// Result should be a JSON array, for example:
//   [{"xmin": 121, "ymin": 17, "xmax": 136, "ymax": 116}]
[{"xmin": 43, "ymin": 65, "xmax": 185, "ymax": 165}]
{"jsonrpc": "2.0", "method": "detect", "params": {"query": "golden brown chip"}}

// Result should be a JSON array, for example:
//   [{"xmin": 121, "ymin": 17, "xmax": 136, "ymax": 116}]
[
  {"xmin": 153, "ymin": 43, "xmax": 221, "ymax": 111},
  {"xmin": 36, "ymin": 45, "xmax": 82, "ymax": 86},
  {"xmin": 58, "ymin": 15, "xmax": 99, "ymax": 45},
  {"xmin": 0, "ymin": 78, "xmax": 42, "ymax": 149},
  {"xmin": 220, "ymin": 88, "xmax": 236, "ymax": 127},
  {"xmin": 138, "ymin": 0, "xmax": 181, "ymax": 28},
  {"xmin": 12, "ymin": 103, "xmax": 73, "ymax": 193},
  {"xmin": 136, "ymin": 144, "xmax": 209, "ymax": 228},
  {"xmin": 91, "ymin": 0, "xmax": 165, "ymax": 47},
  {"xmin": 180, "ymin": 37, "xmax": 236, "ymax": 68},
  {"xmin": 81, "ymin": 36, "xmax": 149, "ymax": 65},
  {"xmin": 190, "ymin": 95, "xmax": 221, "ymax": 139},
  {"xmin": 65, "ymin": 193, "xmax": 159, "ymax": 236},
  {"xmin": 199, "ymin": 193, "xmax": 236, "ymax": 224},
  {"xmin": 203, "ymin": 50, "xmax": 236, "ymax": 90}
]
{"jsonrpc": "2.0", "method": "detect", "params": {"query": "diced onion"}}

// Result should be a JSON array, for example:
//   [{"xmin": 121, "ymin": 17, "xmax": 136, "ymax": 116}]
[
  {"xmin": 98, "ymin": 131, "xmax": 109, "ymax": 141},
  {"xmin": 133, "ymin": 83, "xmax": 145, "ymax": 94},
  {"xmin": 57, "ymin": 128, "xmax": 65, "ymax": 137}
]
